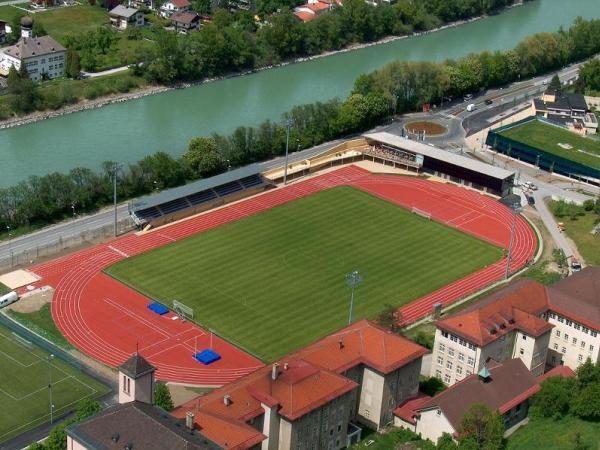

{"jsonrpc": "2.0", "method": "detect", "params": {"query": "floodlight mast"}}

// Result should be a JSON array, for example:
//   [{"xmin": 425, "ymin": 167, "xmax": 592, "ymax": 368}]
[{"xmin": 346, "ymin": 270, "xmax": 363, "ymax": 325}]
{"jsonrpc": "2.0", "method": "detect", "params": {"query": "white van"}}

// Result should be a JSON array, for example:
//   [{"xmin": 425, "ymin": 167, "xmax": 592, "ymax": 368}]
[
  {"xmin": 466, "ymin": 103, "xmax": 476, "ymax": 112},
  {"xmin": 0, "ymin": 291, "xmax": 18, "ymax": 309}
]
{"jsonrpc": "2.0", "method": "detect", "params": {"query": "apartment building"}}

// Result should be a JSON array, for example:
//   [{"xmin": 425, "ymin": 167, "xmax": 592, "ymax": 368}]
[
  {"xmin": 172, "ymin": 320, "xmax": 427, "ymax": 450},
  {"xmin": 0, "ymin": 34, "xmax": 65, "ymax": 81},
  {"xmin": 430, "ymin": 267, "xmax": 600, "ymax": 386}
]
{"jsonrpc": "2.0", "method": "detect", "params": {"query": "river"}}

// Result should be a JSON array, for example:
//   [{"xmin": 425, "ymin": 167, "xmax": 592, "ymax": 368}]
[{"xmin": 1, "ymin": 0, "xmax": 599, "ymax": 187}]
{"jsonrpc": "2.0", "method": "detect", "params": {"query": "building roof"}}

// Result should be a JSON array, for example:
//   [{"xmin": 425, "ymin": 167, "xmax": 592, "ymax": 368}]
[
  {"xmin": 2, "ymin": 35, "xmax": 65, "ymax": 60},
  {"xmin": 534, "ymin": 93, "xmax": 588, "ymax": 113},
  {"xmin": 293, "ymin": 10, "xmax": 316, "ymax": 22},
  {"xmin": 547, "ymin": 266, "xmax": 600, "ymax": 331},
  {"xmin": 118, "ymin": 353, "xmax": 155, "ymax": 380},
  {"xmin": 66, "ymin": 401, "xmax": 223, "ymax": 450},
  {"xmin": 171, "ymin": 11, "xmax": 199, "ymax": 23},
  {"xmin": 173, "ymin": 320, "xmax": 426, "ymax": 448},
  {"xmin": 307, "ymin": 1, "xmax": 330, "ymax": 11},
  {"xmin": 436, "ymin": 280, "xmax": 553, "ymax": 347},
  {"xmin": 416, "ymin": 359, "xmax": 539, "ymax": 430},
  {"xmin": 393, "ymin": 394, "xmax": 431, "ymax": 425},
  {"xmin": 169, "ymin": 0, "xmax": 191, "ymax": 7},
  {"xmin": 364, "ymin": 132, "xmax": 515, "ymax": 181},
  {"xmin": 296, "ymin": 319, "xmax": 428, "ymax": 375},
  {"xmin": 537, "ymin": 365, "xmax": 575, "ymax": 383},
  {"xmin": 109, "ymin": 5, "xmax": 140, "ymax": 18}
]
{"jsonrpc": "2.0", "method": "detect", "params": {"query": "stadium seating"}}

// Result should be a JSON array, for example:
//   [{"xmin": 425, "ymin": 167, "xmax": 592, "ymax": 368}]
[{"xmin": 131, "ymin": 174, "xmax": 268, "ymax": 226}]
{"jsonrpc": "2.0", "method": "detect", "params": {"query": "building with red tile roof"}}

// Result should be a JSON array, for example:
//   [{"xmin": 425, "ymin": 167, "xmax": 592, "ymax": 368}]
[
  {"xmin": 160, "ymin": 0, "xmax": 190, "ymax": 17},
  {"xmin": 173, "ymin": 320, "xmax": 427, "ymax": 450},
  {"xmin": 293, "ymin": 0, "xmax": 335, "ymax": 22},
  {"xmin": 415, "ymin": 359, "xmax": 539, "ymax": 444},
  {"xmin": 430, "ymin": 267, "xmax": 600, "ymax": 387}
]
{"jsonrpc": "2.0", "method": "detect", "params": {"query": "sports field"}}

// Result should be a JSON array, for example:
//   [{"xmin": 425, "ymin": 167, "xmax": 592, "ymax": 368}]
[
  {"xmin": 0, "ymin": 324, "xmax": 109, "ymax": 443},
  {"xmin": 107, "ymin": 186, "xmax": 502, "ymax": 361},
  {"xmin": 500, "ymin": 120, "xmax": 600, "ymax": 169}
]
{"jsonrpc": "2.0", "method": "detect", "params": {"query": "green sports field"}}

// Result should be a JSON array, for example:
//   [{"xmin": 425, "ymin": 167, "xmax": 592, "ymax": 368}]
[
  {"xmin": 0, "ymin": 323, "xmax": 109, "ymax": 444},
  {"xmin": 499, "ymin": 120, "xmax": 600, "ymax": 170},
  {"xmin": 106, "ymin": 186, "xmax": 502, "ymax": 361}
]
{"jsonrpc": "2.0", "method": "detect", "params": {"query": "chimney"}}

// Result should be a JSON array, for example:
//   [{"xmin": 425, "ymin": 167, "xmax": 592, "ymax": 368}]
[
  {"xmin": 223, "ymin": 394, "xmax": 232, "ymax": 406},
  {"xmin": 283, "ymin": 362, "xmax": 289, "ymax": 370},
  {"xmin": 271, "ymin": 363, "xmax": 279, "ymax": 380},
  {"xmin": 185, "ymin": 411, "xmax": 194, "ymax": 430},
  {"xmin": 338, "ymin": 339, "xmax": 344, "ymax": 350}
]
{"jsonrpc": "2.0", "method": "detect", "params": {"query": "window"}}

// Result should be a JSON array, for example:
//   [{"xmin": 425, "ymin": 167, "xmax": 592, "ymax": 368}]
[
  {"xmin": 553, "ymin": 343, "xmax": 559, "ymax": 350},
  {"xmin": 522, "ymin": 335, "xmax": 527, "ymax": 340},
  {"xmin": 468, "ymin": 343, "xmax": 476, "ymax": 350},
  {"xmin": 581, "ymin": 341, "xmax": 586, "ymax": 349},
  {"xmin": 519, "ymin": 348, "xmax": 524, "ymax": 355},
  {"xmin": 566, "ymin": 320, "xmax": 573, "ymax": 327},
  {"xmin": 562, "ymin": 347, "xmax": 567, "ymax": 354},
  {"xmin": 556, "ymin": 330, "xmax": 561, "ymax": 337},
  {"xmin": 438, "ymin": 343, "xmax": 445, "ymax": 353},
  {"xmin": 574, "ymin": 324, "xmax": 581, "ymax": 331},
  {"xmin": 583, "ymin": 327, "xmax": 589, "ymax": 334},
  {"xmin": 437, "ymin": 409, "xmax": 442, "ymax": 416},
  {"xmin": 466, "ymin": 370, "xmax": 472, "ymax": 376},
  {"xmin": 448, "ymin": 348, "xmax": 455, "ymax": 357},
  {"xmin": 436, "ymin": 370, "xmax": 442, "ymax": 379},
  {"xmin": 441, "ymin": 331, "xmax": 449, "ymax": 338},
  {"xmin": 456, "ymin": 366, "xmax": 463, "ymax": 375},
  {"xmin": 467, "ymin": 356, "xmax": 475, "ymax": 366},
  {"xmin": 446, "ymin": 361, "xmax": 453, "ymax": 370},
  {"xmin": 437, "ymin": 356, "xmax": 443, "ymax": 366},
  {"xmin": 564, "ymin": 334, "xmax": 569, "ymax": 341},
  {"xmin": 578, "ymin": 354, "xmax": 583, "ymax": 362},
  {"xmin": 443, "ymin": 374, "xmax": 451, "ymax": 384},
  {"xmin": 573, "ymin": 338, "xmax": 577, "ymax": 345},
  {"xmin": 558, "ymin": 317, "xmax": 564, "ymax": 323},
  {"xmin": 592, "ymin": 331, "xmax": 598, "ymax": 338},
  {"xmin": 458, "ymin": 353, "xmax": 465, "ymax": 362},
  {"xmin": 590, "ymin": 345, "xmax": 595, "ymax": 352}
]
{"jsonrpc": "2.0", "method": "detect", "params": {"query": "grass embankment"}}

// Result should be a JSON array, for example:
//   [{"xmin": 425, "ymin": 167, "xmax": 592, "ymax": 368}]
[
  {"xmin": 500, "ymin": 120, "xmax": 600, "ymax": 170},
  {"xmin": 0, "ymin": 323, "xmax": 109, "ymax": 443},
  {"xmin": 548, "ymin": 200, "xmax": 600, "ymax": 266},
  {"xmin": 106, "ymin": 186, "xmax": 501, "ymax": 361},
  {"xmin": 506, "ymin": 416, "xmax": 600, "ymax": 450},
  {"xmin": 8, "ymin": 304, "xmax": 73, "ymax": 350}
]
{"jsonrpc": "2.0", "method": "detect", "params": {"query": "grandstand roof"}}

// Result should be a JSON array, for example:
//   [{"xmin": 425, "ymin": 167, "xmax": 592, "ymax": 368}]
[
  {"xmin": 130, "ymin": 141, "xmax": 340, "ymax": 212},
  {"xmin": 364, "ymin": 132, "xmax": 514, "ymax": 181}
]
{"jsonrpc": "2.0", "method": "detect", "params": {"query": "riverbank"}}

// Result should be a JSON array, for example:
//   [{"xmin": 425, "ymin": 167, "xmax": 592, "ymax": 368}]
[{"xmin": 0, "ymin": 2, "xmax": 526, "ymax": 130}]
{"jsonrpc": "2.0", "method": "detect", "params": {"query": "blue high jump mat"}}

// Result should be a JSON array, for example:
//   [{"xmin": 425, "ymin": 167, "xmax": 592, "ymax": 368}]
[
  {"xmin": 148, "ymin": 302, "xmax": 169, "ymax": 315},
  {"xmin": 194, "ymin": 349, "xmax": 221, "ymax": 365}
]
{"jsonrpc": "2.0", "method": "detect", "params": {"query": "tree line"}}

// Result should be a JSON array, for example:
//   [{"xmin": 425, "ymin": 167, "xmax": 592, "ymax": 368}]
[
  {"xmin": 2, "ymin": 17, "xmax": 600, "ymax": 234},
  {"xmin": 133, "ymin": 0, "xmax": 521, "ymax": 84}
]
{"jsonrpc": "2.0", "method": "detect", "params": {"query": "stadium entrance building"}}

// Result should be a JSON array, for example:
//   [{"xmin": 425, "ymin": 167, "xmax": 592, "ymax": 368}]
[{"xmin": 363, "ymin": 132, "xmax": 515, "ymax": 197}]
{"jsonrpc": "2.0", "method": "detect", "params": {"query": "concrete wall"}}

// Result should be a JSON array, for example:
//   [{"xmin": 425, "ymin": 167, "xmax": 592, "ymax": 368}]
[
  {"xmin": 118, "ymin": 372, "xmax": 153, "ymax": 404},
  {"xmin": 511, "ymin": 330, "xmax": 549, "ymax": 376},
  {"xmin": 380, "ymin": 358, "xmax": 422, "ymax": 427},
  {"xmin": 415, "ymin": 408, "xmax": 455, "ymax": 445},
  {"xmin": 430, "ymin": 329, "xmax": 478, "ymax": 386},
  {"xmin": 477, "ymin": 332, "xmax": 516, "ymax": 372},
  {"xmin": 67, "ymin": 436, "xmax": 88, "ymax": 450},
  {"xmin": 357, "ymin": 367, "xmax": 385, "ymax": 429}
]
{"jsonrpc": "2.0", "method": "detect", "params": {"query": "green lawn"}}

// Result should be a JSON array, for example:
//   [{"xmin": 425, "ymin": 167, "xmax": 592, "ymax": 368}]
[
  {"xmin": 0, "ymin": 283, "xmax": 10, "ymax": 296},
  {"xmin": 0, "ymin": 323, "xmax": 109, "ymax": 443},
  {"xmin": 507, "ymin": 416, "xmax": 600, "ymax": 450},
  {"xmin": 500, "ymin": 120, "xmax": 600, "ymax": 170},
  {"xmin": 0, "ymin": 4, "xmax": 27, "ymax": 24},
  {"xmin": 36, "ymin": 5, "xmax": 109, "ymax": 42},
  {"xmin": 8, "ymin": 304, "xmax": 73, "ymax": 350},
  {"xmin": 106, "ymin": 186, "xmax": 502, "ymax": 361}
]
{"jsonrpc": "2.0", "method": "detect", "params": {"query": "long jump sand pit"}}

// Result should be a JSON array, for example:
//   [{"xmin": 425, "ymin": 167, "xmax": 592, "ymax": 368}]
[{"xmin": 0, "ymin": 269, "xmax": 39, "ymax": 289}]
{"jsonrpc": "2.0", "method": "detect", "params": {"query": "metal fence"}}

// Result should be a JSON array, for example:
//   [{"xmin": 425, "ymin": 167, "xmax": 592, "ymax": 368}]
[
  {"xmin": 0, "ymin": 312, "xmax": 116, "ymax": 390},
  {"xmin": 0, "ymin": 218, "xmax": 133, "ymax": 272}
]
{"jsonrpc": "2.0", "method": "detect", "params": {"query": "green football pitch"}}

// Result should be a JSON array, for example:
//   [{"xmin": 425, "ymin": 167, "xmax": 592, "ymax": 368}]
[
  {"xmin": 107, "ymin": 186, "xmax": 502, "ymax": 361},
  {"xmin": 0, "ymin": 323, "xmax": 109, "ymax": 444},
  {"xmin": 499, "ymin": 120, "xmax": 600, "ymax": 170}
]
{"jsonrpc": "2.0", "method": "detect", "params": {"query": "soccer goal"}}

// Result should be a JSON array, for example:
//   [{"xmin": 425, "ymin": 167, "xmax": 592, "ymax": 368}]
[
  {"xmin": 411, "ymin": 206, "xmax": 432, "ymax": 220},
  {"xmin": 173, "ymin": 300, "xmax": 194, "ymax": 321}
]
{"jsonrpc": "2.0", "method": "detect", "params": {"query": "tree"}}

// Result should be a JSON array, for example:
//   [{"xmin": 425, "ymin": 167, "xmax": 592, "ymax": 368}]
[
  {"xmin": 28, "ymin": 443, "xmax": 47, "ymax": 450},
  {"xmin": 75, "ymin": 399, "xmax": 101, "ymax": 421},
  {"xmin": 183, "ymin": 137, "xmax": 225, "ymax": 178},
  {"xmin": 7, "ymin": 65, "xmax": 38, "ymax": 113},
  {"xmin": 458, "ymin": 403, "xmax": 504, "ymax": 450},
  {"xmin": 419, "ymin": 376, "xmax": 446, "ymax": 396},
  {"xmin": 154, "ymin": 382, "xmax": 174, "ymax": 411},
  {"xmin": 436, "ymin": 433, "xmax": 458, "ymax": 450},
  {"xmin": 376, "ymin": 303, "xmax": 400, "ymax": 331},
  {"xmin": 571, "ymin": 383, "xmax": 600, "ymax": 420},
  {"xmin": 65, "ymin": 49, "xmax": 81, "ymax": 79},
  {"xmin": 549, "ymin": 74, "xmax": 562, "ymax": 94},
  {"xmin": 32, "ymin": 20, "xmax": 47, "ymax": 37},
  {"xmin": 575, "ymin": 359, "xmax": 600, "ymax": 389},
  {"xmin": 578, "ymin": 59, "xmax": 600, "ymax": 94},
  {"xmin": 530, "ymin": 375, "xmax": 577, "ymax": 419}
]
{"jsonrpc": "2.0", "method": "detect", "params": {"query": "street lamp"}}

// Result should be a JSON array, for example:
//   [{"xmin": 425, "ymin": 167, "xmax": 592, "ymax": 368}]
[
  {"xmin": 110, "ymin": 163, "xmax": 123, "ymax": 237},
  {"xmin": 505, "ymin": 202, "xmax": 523, "ymax": 279},
  {"xmin": 282, "ymin": 119, "xmax": 293, "ymax": 185},
  {"xmin": 346, "ymin": 270, "xmax": 363, "ymax": 325},
  {"xmin": 48, "ymin": 354, "xmax": 55, "ymax": 424}
]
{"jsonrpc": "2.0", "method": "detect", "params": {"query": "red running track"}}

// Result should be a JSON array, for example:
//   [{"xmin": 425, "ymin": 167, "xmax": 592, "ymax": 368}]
[{"xmin": 30, "ymin": 165, "xmax": 536, "ymax": 384}]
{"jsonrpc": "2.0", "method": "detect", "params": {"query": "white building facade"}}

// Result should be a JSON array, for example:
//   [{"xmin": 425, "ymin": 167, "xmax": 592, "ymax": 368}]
[{"xmin": 0, "ymin": 36, "xmax": 65, "ymax": 81}]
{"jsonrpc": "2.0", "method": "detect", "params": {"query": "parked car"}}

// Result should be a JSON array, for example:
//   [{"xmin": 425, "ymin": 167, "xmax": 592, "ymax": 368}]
[
  {"xmin": 485, "ymin": 99, "xmax": 493, "ymax": 105},
  {"xmin": 466, "ymin": 103, "xmax": 476, "ymax": 112},
  {"xmin": 463, "ymin": 94, "xmax": 473, "ymax": 102}
]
